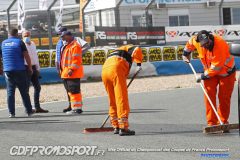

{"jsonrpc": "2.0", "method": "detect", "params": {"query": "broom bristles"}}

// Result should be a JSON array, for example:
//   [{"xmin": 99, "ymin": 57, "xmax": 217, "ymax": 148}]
[{"xmin": 83, "ymin": 127, "xmax": 114, "ymax": 133}]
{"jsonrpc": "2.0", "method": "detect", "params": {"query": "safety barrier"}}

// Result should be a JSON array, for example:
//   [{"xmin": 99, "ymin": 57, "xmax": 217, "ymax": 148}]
[
  {"xmin": 35, "ymin": 46, "xmax": 199, "ymax": 68},
  {"xmin": 1, "ymin": 46, "xmax": 240, "ymax": 87}
]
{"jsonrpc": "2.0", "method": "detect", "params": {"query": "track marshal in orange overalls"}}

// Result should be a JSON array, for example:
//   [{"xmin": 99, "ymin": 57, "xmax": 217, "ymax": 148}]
[
  {"xmin": 183, "ymin": 30, "xmax": 236, "ymax": 128},
  {"xmin": 102, "ymin": 45, "xmax": 143, "ymax": 136}
]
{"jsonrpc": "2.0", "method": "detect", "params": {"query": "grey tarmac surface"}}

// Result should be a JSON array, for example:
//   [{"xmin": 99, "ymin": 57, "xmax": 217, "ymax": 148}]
[{"xmin": 0, "ymin": 87, "xmax": 239, "ymax": 160}]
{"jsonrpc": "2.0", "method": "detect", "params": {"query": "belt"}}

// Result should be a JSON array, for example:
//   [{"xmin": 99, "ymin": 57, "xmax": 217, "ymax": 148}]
[{"xmin": 107, "ymin": 52, "xmax": 133, "ymax": 68}]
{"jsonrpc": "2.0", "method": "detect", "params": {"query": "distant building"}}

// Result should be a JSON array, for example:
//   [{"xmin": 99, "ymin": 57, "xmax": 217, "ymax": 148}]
[{"xmin": 82, "ymin": 0, "xmax": 240, "ymax": 32}]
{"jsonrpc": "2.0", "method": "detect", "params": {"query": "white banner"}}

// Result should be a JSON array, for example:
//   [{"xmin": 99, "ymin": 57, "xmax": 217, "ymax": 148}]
[
  {"xmin": 55, "ymin": 0, "xmax": 64, "ymax": 32},
  {"xmin": 166, "ymin": 25, "xmax": 240, "ymax": 43},
  {"xmin": 39, "ymin": 0, "xmax": 48, "ymax": 10},
  {"xmin": 121, "ymin": 0, "xmax": 207, "ymax": 6},
  {"xmin": 85, "ymin": 0, "xmax": 117, "ymax": 13},
  {"xmin": 18, "ymin": 0, "xmax": 25, "ymax": 32}
]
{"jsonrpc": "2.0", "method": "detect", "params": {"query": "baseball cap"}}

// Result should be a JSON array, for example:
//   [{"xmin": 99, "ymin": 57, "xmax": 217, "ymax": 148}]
[
  {"xmin": 197, "ymin": 30, "xmax": 210, "ymax": 46},
  {"xmin": 57, "ymin": 27, "xmax": 67, "ymax": 35},
  {"xmin": 60, "ymin": 31, "xmax": 72, "ymax": 37}
]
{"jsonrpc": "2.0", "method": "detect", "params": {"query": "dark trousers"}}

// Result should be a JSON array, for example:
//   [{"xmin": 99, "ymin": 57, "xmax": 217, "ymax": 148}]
[
  {"xmin": 63, "ymin": 79, "xmax": 81, "ymax": 107},
  {"xmin": 28, "ymin": 66, "xmax": 41, "ymax": 109},
  {"xmin": 4, "ymin": 70, "xmax": 33, "ymax": 115}
]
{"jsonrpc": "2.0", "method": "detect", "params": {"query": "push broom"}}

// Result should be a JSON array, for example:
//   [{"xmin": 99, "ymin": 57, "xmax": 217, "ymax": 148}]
[
  {"xmin": 83, "ymin": 68, "xmax": 142, "ymax": 133},
  {"xmin": 188, "ymin": 63, "xmax": 239, "ymax": 133}
]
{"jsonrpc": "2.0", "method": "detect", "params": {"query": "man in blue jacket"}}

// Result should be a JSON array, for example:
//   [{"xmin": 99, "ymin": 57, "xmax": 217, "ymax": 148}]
[{"xmin": 1, "ymin": 29, "xmax": 35, "ymax": 117}]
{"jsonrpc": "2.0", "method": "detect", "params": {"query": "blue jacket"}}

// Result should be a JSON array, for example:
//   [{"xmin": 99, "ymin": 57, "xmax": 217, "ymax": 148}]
[
  {"xmin": 56, "ymin": 38, "xmax": 63, "ymax": 65},
  {"xmin": 1, "ymin": 37, "xmax": 26, "ymax": 71}
]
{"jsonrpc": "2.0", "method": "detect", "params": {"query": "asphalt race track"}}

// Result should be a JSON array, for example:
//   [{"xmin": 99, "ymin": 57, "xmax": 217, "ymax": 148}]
[{"xmin": 0, "ymin": 87, "xmax": 239, "ymax": 160}]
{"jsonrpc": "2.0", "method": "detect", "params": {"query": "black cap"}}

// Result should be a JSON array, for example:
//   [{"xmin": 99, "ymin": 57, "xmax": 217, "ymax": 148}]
[
  {"xmin": 197, "ymin": 30, "xmax": 210, "ymax": 46},
  {"xmin": 57, "ymin": 27, "xmax": 67, "ymax": 35},
  {"xmin": 60, "ymin": 31, "xmax": 72, "ymax": 37}
]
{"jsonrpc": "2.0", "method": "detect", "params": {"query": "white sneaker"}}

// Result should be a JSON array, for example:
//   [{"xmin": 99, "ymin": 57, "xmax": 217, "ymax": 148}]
[
  {"xmin": 9, "ymin": 114, "xmax": 15, "ymax": 118},
  {"xmin": 66, "ymin": 109, "xmax": 83, "ymax": 115}
]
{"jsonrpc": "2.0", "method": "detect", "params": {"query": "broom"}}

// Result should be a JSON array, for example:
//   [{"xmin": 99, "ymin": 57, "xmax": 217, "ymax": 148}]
[{"xmin": 188, "ymin": 63, "xmax": 239, "ymax": 133}]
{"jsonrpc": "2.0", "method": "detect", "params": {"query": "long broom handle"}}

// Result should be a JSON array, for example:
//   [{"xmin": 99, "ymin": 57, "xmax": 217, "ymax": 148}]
[
  {"xmin": 100, "ymin": 68, "xmax": 142, "ymax": 128},
  {"xmin": 188, "ymin": 63, "xmax": 223, "ymax": 125}
]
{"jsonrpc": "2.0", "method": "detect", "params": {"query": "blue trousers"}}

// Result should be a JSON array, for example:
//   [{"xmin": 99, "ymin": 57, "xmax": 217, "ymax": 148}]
[{"xmin": 4, "ymin": 70, "xmax": 33, "ymax": 115}]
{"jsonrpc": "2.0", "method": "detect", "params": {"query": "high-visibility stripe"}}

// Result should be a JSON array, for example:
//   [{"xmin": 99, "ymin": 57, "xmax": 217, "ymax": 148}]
[
  {"xmin": 64, "ymin": 57, "xmax": 72, "ymax": 61},
  {"xmin": 204, "ymin": 70, "xmax": 209, "ymax": 76},
  {"xmin": 64, "ymin": 64, "xmax": 81, "ymax": 68},
  {"xmin": 110, "ymin": 117, "xmax": 118, "ymax": 121},
  {"xmin": 210, "ymin": 64, "xmax": 222, "ymax": 71},
  {"xmin": 219, "ymin": 73, "xmax": 229, "ymax": 77},
  {"xmin": 118, "ymin": 118, "xmax": 128, "ymax": 123},
  {"xmin": 184, "ymin": 47, "xmax": 192, "ymax": 53},
  {"xmin": 73, "ymin": 54, "xmax": 81, "ymax": 57},
  {"xmin": 224, "ymin": 56, "xmax": 233, "ymax": 65},
  {"xmin": 72, "ymin": 64, "xmax": 80, "ymax": 68},
  {"xmin": 71, "ymin": 101, "xmax": 83, "ymax": 105}
]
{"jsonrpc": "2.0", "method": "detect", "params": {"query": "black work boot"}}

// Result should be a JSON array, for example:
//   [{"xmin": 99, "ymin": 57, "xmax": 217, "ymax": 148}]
[
  {"xmin": 119, "ymin": 129, "xmax": 135, "ymax": 136},
  {"xmin": 63, "ymin": 106, "xmax": 72, "ymax": 113},
  {"xmin": 66, "ymin": 109, "xmax": 83, "ymax": 115},
  {"xmin": 223, "ymin": 129, "xmax": 230, "ymax": 133},
  {"xmin": 113, "ymin": 128, "xmax": 120, "ymax": 134},
  {"xmin": 36, "ymin": 108, "xmax": 49, "ymax": 113}
]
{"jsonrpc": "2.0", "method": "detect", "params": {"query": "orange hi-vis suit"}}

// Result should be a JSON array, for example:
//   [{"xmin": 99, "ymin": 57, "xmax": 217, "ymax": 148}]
[
  {"xmin": 60, "ymin": 39, "xmax": 84, "ymax": 110},
  {"xmin": 102, "ymin": 45, "xmax": 143, "ymax": 129},
  {"xmin": 184, "ymin": 35, "xmax": 236, "ymax": 126}
]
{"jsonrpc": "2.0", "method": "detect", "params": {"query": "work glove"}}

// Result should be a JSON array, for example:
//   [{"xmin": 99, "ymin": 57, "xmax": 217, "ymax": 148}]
[
  {"xmin": 136, "ymin": 63, "xmax": 142, "ymax": 73},
  {"xmin": 182, "ymin": 55, "xmax": 190, "ymax": 63},
  {"xmin": 68, "ymin": 69, "xmax": 73, "ymax": 76},
  {"xmin": 196, "ymin": 73, "xmax": 210, "ymax": 83},
  {"xmin": 136, "ymin": 66, "xmax": 142, "ymax": 72}
]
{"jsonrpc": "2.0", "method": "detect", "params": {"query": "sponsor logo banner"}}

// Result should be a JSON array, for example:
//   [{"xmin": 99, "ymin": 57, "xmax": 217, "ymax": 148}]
[
  {"xmin": 95, "ymin": 26, "xmax": 166, "ymax": 46},
  {"xmin": 166, "ymin": 25, "xmax": 240, "ymax": 42}
]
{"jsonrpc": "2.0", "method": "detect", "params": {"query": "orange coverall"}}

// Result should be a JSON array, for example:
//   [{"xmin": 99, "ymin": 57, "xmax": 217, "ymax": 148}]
[
  {"xmin": 185, "ymin": 35, "xmax": 235, "ymax": 126},
  {"xmin": 61, "ymin": 39, "xmax": 84, "ymax": 110},
  {"xmin": 102, "ymin": 45, "xmax": 143, "ymax": 129}
]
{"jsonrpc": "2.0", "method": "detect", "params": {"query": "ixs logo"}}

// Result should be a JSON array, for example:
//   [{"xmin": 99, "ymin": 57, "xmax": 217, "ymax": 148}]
[
  {"xmin": 166, "ymin": 31, "xmax": 199, "ymax": 38},
  {"xmin": 96, "ymin": 31, "xmax": 107, "ymax": 39},
  {"xmin": 127, "ymin": 32, "xmax": 138, "ymax": 40},
  {"xmin": 166, "ymin": 31, "xmax": 179, "ymax": 38},
  {"xmin": 214, "ymin": 29, "xmax": 227, "ymax": 36},
  {"xmin": 214, "ymin": 29, "xmax": 240, "ymax": 37}
]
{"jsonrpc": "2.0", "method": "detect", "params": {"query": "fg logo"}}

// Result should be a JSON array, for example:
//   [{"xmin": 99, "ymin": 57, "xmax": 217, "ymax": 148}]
[
  {"xmin": 127, "ymin": 32, "xmax": 138, "ymax": 40},
  {"xmin": 96, "ymin": 31, "xmax": 107, "ymax": 39}
]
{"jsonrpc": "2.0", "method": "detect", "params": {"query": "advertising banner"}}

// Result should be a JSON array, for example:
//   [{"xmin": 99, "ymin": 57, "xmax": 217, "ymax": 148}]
[
  {"xmin": 95, "ymin": 26, "xmax": 166, "ymax": 46},
  {"xmin": 121, "ymin": 0, "xmax": 208, "ymax": 6},
  {"xmin": 166, "ymin": 25, "xmax": 240, "ymax": 43}
]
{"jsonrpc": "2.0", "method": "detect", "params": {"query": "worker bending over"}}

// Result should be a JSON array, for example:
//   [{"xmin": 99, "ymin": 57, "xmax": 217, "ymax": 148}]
[{"xmin": 102, "ymin": 45, "xmax": 143, "ymax": 136}]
